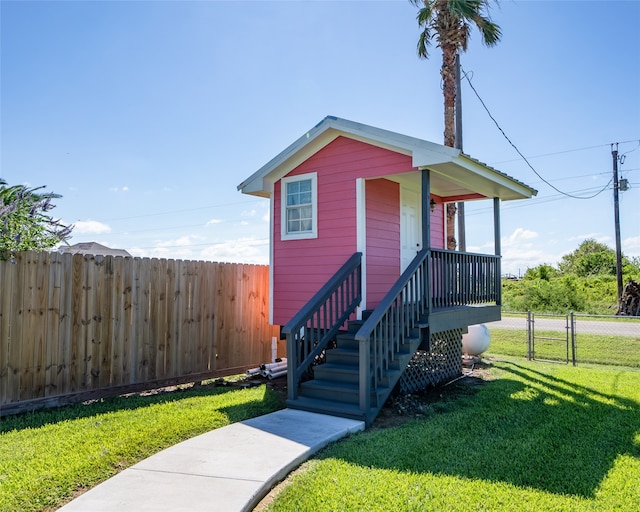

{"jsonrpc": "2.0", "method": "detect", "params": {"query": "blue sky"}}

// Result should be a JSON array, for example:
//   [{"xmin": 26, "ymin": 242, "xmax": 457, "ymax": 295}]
[{"xmin": 2, "ymin": 0, "xmax": 639, "ymax": 276}]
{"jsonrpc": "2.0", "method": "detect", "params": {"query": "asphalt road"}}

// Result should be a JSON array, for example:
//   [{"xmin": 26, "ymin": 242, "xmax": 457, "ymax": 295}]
[{"xmin": 487, "ymin": 315, "xmax": 639, "ymax": 337}]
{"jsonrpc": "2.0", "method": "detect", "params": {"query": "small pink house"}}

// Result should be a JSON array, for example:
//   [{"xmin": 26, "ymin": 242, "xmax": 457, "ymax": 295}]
[{"xmin": 239, "ymin": 116, "xmax": 535, "ymax": 424}]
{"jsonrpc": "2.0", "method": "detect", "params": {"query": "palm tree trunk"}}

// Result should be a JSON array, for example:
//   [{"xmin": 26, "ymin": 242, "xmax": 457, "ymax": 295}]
[
  {"xmin": 442, "ymin": 42, "xmax": 457, "ymax": 250},
  {"xmin": 442, "ymin": 44, "xmax": 457, "ymax": 148}
]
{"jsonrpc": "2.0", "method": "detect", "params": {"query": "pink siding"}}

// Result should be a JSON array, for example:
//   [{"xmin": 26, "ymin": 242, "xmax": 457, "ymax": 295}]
[
  {"xmin": 429, "ymin": 198, "xmax": 445, "ymax": 250},
  {"xmin": 366, "ymin": 179, "xmax": 400, "ymax": 308},
  {"xmin": 272, "ymin": 137, "xmax": 414, "ymax": 326}
]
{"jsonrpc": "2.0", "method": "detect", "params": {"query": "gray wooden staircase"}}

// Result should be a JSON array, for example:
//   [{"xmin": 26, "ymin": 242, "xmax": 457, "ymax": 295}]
[
  {"xmin": 283, "ymin": 248, "xmax": 501, "ymax": 427},
  {"xmin": 286, "ymin": 313, "xmax": 422, "ymax": 425}
]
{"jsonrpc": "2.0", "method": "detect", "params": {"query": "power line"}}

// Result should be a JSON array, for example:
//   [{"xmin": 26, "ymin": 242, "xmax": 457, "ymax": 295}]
[
  {"xmin": 100, "ymin": 198, "xmax": 265, "ymax": 222},
  {"xmin": 462, "ymin": 66, "xmax": 630, "ymax": 200},
  {"xmin": 131, "ymin": 239, "xmax": 269, "ymax": 251},
  {"xmin": 104, "ymin": 215, "xmax": 267, "ymax": 237},
  {"xmin": 526, "ymin": 171, "xmax": 609, "ymax": 186},
  {"xmin": 464, "ymin": 181, "xmax": 617, "ymax": 216},
  {"xmin": 490, "ymin": 140, "xmax": 640, "ymax": 165}
]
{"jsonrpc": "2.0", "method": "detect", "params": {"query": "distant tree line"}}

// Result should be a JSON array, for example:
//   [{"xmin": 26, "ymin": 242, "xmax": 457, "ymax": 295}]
[{"xmin": 502, "ymin": 239, "xmax": 640, "ymax": 315}]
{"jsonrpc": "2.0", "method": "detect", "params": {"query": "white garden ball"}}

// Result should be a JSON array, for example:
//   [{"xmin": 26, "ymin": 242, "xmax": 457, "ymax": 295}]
[{"xmin": 462, "ymin": 324, "xmax": 491, "ymax": 356}]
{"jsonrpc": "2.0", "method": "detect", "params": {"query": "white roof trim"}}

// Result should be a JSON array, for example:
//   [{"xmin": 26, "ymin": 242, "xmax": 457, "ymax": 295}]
[{"xmin": 238, "ymin": 116, "xmax": 537, "ymax": 200}]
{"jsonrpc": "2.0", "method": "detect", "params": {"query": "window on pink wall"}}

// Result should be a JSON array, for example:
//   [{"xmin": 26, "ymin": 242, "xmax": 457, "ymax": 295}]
[{"xmin": 281, "ymin": 172, "xmax": 318, "ymax": 240}]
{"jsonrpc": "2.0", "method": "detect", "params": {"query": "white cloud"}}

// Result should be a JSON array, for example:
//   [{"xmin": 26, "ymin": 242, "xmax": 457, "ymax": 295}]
[
  {"xmin": 569, "ymin": 232, "xmax": 611, "ymax": 244},
  {"xmin": 156, "ymin": 236, "xmax": 201, "ymax": 247},
  {"xmin": 485, "ymin": 228, "xmax": 556, "ymax": 277},
  {"xmin": 130, "ymin": 237, "xmax": 269, "ymax": 264},
  {"xmin": 108, "ymin": 186, "xmax": 129, "ymax": 193},
  {"xmin": 241, "ymin": 209, "xmax": 257, "ymax": 217},
  {"xmin": 206, "ymin": 218, "xmax": 223, "ymax": 226},
  {"xmin": 624, "ymin": 235, "xmax": 640, "ymax": 257},
  {"xmin": 73, "ymin": 220, "xmax": 112, "ymax": 234},
  {"xmin": 199, "ymin": 238, "xmax": 269, "ymax": 264},
  {"xmin": 128, "ymin": 235, "xmax": 213, "ymax": 261},
  {"xmin": 504, "ymin": 227, "xmax": 538, "ymax": 245}
]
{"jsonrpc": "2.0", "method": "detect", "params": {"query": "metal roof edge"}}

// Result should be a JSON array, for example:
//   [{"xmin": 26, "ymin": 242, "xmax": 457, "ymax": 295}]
[
  {"xmin": 238, "ymin": 116, "xmax": 537, "ymax": 199},
  {"xmin": 238, "ymin": 116, "xmax": 462, "ymax": 193},
  {"xmin": 458, "ymin": 152, "xmax": 538, "ymax": 197}
]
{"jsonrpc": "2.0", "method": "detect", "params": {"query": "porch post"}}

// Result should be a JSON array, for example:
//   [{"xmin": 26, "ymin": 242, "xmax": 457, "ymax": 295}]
[
  {"xmin": 493, "ymin": 197, "xmax": 502, "ymax": 305},
  {"xmin": 493, "ymin": 197, "xmax": 501, "ymax": 256},
  {"xmin": 422, "ymin": 169, "xmax": 431, "ymax": 247},
  {"xmin": 422, "ymin": 169, "xmax": 432, "ymax": 318}
]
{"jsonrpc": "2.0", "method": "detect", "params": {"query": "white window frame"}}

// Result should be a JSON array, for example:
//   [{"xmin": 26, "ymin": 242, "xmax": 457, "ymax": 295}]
[{"xmin": 280, "ymin": 172, "xmax": 318, "ymax": 240}]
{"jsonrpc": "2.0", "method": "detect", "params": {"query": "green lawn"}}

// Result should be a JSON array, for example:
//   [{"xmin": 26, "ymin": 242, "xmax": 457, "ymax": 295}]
[
  {"xmin": 266, "ymin": 360, "xmax": 640, "ymax": 511},
  {"xmin": 486, "ymin": 328, "xmax": 640, "ymax": 368},
  {"xmin": 0, "ymin": 382, "xmax": 283, "ymax": 511}
]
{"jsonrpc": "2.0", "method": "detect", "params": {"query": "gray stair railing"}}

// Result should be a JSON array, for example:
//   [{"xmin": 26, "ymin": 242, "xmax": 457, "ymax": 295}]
[
  {"xmin": 282, "ymin": 252, "xmax": 362, "ymax": 401},
  {"xmin": 355, "ymin": 249, "xmax": 430, "ymax": 414}
]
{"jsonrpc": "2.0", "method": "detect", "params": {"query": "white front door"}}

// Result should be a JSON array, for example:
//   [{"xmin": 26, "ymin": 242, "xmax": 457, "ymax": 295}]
[{"xmin": 400, "ymin": 187, "xmax": 422, "ymax": 272}]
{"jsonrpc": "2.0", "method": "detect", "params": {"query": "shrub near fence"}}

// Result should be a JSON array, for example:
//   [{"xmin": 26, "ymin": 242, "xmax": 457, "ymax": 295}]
[{"xmin": 0, "ymin": 251, "xmax": 280, "ymax": 415}]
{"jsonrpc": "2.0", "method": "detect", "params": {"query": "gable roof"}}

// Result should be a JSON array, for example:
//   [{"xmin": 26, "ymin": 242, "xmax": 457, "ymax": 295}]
[
  {"xmin": 60, "ymin": 242, "xmax": 132, "ymax": 257},
  {"xmin": 238, "ymin": 116, "xmax": 537, "ymax": 201}
]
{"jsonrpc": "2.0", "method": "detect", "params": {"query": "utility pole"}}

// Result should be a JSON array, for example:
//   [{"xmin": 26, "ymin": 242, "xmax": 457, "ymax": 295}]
[
  {"xmin": 455, "ymin": 53, "xmax": 466, "ymax": 252},
  {"xmin": 612, "ymin": 144, "xmax": 624, "ymax": 301}
]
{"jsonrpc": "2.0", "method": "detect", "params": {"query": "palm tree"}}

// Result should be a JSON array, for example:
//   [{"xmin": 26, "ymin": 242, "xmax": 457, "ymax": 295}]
[{"xmin": 410, "ymin": 0, "xmax": 501, "ymax": 249}]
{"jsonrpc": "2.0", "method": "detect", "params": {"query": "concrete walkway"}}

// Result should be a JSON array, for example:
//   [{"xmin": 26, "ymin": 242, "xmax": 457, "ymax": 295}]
[{"xmin": 59, "ymin": 409, "xmax": 364, "ymax": 512}]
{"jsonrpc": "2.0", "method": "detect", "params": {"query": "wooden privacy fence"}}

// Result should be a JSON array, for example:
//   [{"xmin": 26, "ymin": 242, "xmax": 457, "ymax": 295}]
[{"xmin": 0, "ymin": 251, "xmax": 280, "ymax": 415}]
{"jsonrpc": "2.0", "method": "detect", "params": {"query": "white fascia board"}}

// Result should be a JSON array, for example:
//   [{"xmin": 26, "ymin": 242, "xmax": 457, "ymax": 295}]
[
  {"xmin": 238, "ymin": 118, "xmax": 338, "ymax": 195},
  {"xmin": 330, "ymin": 118, "xmax": 462, "ymax": 164},
  {"xmin": 239, "ymin": 180, "xmax": 270, "ymax": 197},
  {"xmin": 412, "ymin": 145, "xmax": 460, "ymax": 168},
  {"xmin": 416, "ymin": 152, "xmax": 537, "ymax": 201},
  {"xmin": 456, "ymin": 154, "xmax": 537, "ymax": 199},
  {"xmin": 238, "ymin": 116, "xmax": 454, "ymax": 195},
  {"xmin": 239, "ymin": 131, "xmax": 341, "ymax": 197},
  {"xmin": 238, "ymin": 116, "xmax": 538, "ymax": 201}
]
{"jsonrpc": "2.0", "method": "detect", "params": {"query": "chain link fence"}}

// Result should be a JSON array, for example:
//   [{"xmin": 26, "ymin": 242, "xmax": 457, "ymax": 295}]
[{"xmin": 485, "ymin": 312, "xmax": 640, "ymax": 368}]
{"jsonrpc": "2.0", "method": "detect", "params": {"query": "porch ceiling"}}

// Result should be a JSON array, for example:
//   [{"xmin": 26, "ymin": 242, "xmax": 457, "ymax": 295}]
[
  {"xmin": 389, "ymin": 164, "xmax": 531, "ymax": 202},
  {"xmin": 428, "ymin": 159, "xmax": 535, "ymax": 202}
]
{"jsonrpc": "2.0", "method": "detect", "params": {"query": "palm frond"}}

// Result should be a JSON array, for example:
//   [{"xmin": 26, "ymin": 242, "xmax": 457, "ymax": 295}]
[
  {"xmin": 416, "ymin": 4, "xmax": 433, "ymax": 25},
  {"xmin": 474, "ymin": 16, "xmax": 502, "ymax": 46},
  {"xmin": 448, "ymin": 0, "xmax": 482, "ymax": 19},
  {"xmin": 417, "ymin": 30, "xmax": 431, "ymax": 58}
]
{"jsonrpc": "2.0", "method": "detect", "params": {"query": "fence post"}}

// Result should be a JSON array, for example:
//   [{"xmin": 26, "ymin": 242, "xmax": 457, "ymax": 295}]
[
  {"xmin": 570, "ymin": 312, "xmax": 577, "ymax": 366},
  {"xmin": 564, "ymin": 314, "xmax": 570, "ymax": 364},
  {"xmin": 526, "ymin": 310, "xmax": 533, "ymax": 360}
]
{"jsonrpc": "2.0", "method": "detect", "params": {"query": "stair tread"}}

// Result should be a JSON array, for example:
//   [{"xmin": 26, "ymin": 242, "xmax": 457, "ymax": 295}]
[
  {"xmin": 287, "ymin": 396, "xmax": 372, "ymax": 419},
  {"xmin": 317, "ymin": 363, "xmax": 359, "ymax": 373},
  {"xmin": 288, "ymin": 306, "xmax": 430, "ymax": 425},
  {"xmin": 330, "ymin": 347, "xmax": 359, "ymax": 353},
  {"xmin": 302, "ymin": 379, "xmax": 359, "ymax": 391},
  {"xmin": 302, "ymin": 379, "xmax": 390, "ymax": 394},
  {"xmin": 327, "ymin": 347, "xmax": 360, "ymax": 357}
]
